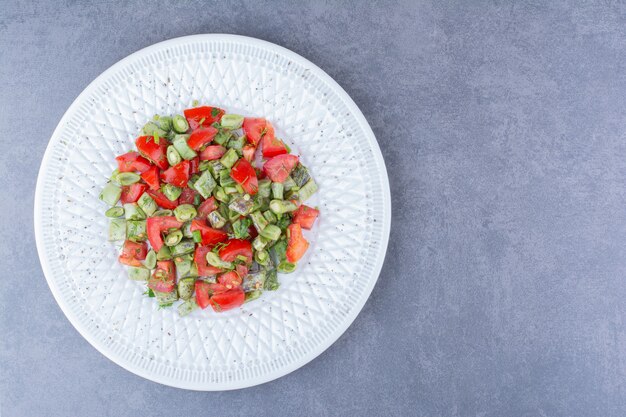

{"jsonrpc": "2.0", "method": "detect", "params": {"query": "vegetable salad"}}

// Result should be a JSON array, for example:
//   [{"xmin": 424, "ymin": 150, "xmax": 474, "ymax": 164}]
[{"xmin": 100, "ymin": 104, "xmax": 319, "ymax": 315}]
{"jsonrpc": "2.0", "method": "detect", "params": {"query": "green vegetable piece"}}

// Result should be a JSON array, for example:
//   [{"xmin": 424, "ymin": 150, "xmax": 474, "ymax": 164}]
[
  {"xmin": 116, "ymin": 172, "xmax": 141, "ymax": 186},
  {"xmin": 172, "ymin": 115, "xmax": 189, "ymax": 133},
  {"xmin": 177, "ymin": 277, "xmax": 195, "ymax": 300},
  {"xmin": 271, "ymin": 182, "xmax": 284, "ymax": 200},
  {"xmin": 126, "ymin": 220, "xmax": 147, "ymax": 242},
  {"xmin": 243, "ymin": 269, "xmax": 266, "ymax": 292},
  {"xmin": 171, "ymin": 239, "xmax": 195, "ymax": 257},
  {"xmin": 245, "ymin": 290, "xmax": 262, "ymax": 303},
  {"xmin": 258, "ymin": 179, "xmax": 271, "ymax": 198},
  {"xmin": 128, "ymin": 266, "xmax": 150, "ymax": 281},
  {"xmin": 153, "ymin": 209, "xmax": 173, "ymax": 217},
  {"xmin": 109, "ymin": 169, "xmax": 120, "ymax": 185},
  {"xmin": 178, "ymin": 297, "xmax": 199, "ymax": 316},
  {"xmin": 175, "ymin": 258, "xmax": 193, "ymax": 278},
  {"xmin": 155, "ymin": 289, "xmax": 179, "ymax": 306},
  {"xmin": 220, "ymin": 114, "xmax": 244, "ymax": 129},
  {"xmin": 219, "ymin": 148, "xmax": 239, "ymax": 169},
  {"xmin": 270, "ymin": 238, "xmax": 288, "ymax": 264},
  {"xmin": 277, "ymin": 261, "xmax": 297, "ymax": 273},
  {"xmin": 108, "ymin": 219, "xmax": 126, "ymax": 241},
  {"xmin": 192, "ymin": 230, "xmax": 202, "ymax": 243},
  {"xmin": 213, "ymin": 130, "xmax": 232, "ymax": 146},
  {"xmin": 193, "ymin": 170, "xmax": 217, "ymax": 199},
  {"xmin": 164, "ymin": 230, "xmax": 183, "ymax": 247},
  {"xmin": 156, "ymin": 245, "xmax": 172, "ymax": 260},
  {"xmin": 208, "ymin": 160, "xmax": 226, "ymax": 178},
  {"xmin": 276, "ymin": 214, "xmax": 291, "ymax": 230},
  {"xmin": 252, "ymin": 235, "xmax": 270, "ymax": 251},
  {"xmin": 260, "ymin": 224, "xmax": 281, "ymax": 241},
  {"xmin": 224, "ymin": 185, "xmax": 239, "ymax": 194},
  {"xmin": 269, "ymin": 199, "xmax": 297, "ymax": 214},
  {"xmin": 231, "ymin": 217, "xmax": 252, "ymax": 239},
  {"xmin": 142, "ymin": 121, "xmax": 167, "ymax": 137},
  {"xmin": 214, "ymin": 186, "xmax": 229, "ymax": 203},
  {"xmin": 198, "ymin": 160, "xmax": 211, "ymax": 172},
  {"xmin": 207, "ymin": 210, "xmax": 227, "ymax": 228},
  {"xmin": 219, "ymin": 168, "xmax": 236, "ymax": 187},
  {"xmin": 156, "ymin": 116, "xmax": 172, "ymax": 131},
  {"xmin": 227, "ymin": 135, "xmax": 246, "ymax": 151},
  {"xmin": 249, "ymin": 211, "xmax": 268, "ymax": 232},
  {"xmin": 124, "ymin": 203, "xmax": 146, "ymax": 220},
  {"xmin": 295, "ymin": 179, "xmax": 318, "ymax": 202},
  {"xmin": 182, "ymin": 221, "xmax": 193, "ymax": 238},
  {"xmin": 291, "ymin": 163, "xmax": 311, "ymax": 188},
  {"xmin": 282, "ymin": 176, "xmax": 297, "ymax": 191},
  {"xmin": 105, "ymin": 206, "xmax": 124, "ymax": 218},
  {"xmin": 229, "ymin": 194, "xmax": 254, "ymax": 215},
  {"xmin": 263, "ymin": 210, "xmax": 277, "ymax": 224},
  {"xmin": 173, "ymin": 134, "xmax": 197, "ymax": 160},
  {"xmin": 100, "ymin": 183, "xmax": 122, "ymax": 206},
  {"xmin": 144, "ymin": 250, "xmax": 157, "ymax": 269},
  {"xmin": 227, "ymin": 208, "xmax": 241, "ymax": 223},
  {"xmin": 162, "ymin": 184, "xmax": 183, "ymax": 201},
  {"xmin": 137, "ymin": 192, "xmax": 157, "ymax": 217},
  {"xmin": 205, "ymin": 251, "xmax": 233, "ymax": 269},
  {"xmin": 167, "ymin": 145, "xmax": 182, "ymax": 166},
  {"xmin": 263, "ymin": 268, "xmax": 280, "ymax": 291},
  {"xmin": 174, "ymin": 204, "xmax": 197, "ymax": 222},
  {"xmin": 254, "ymin": 249, "xmax": 270, "ymax": 266}
]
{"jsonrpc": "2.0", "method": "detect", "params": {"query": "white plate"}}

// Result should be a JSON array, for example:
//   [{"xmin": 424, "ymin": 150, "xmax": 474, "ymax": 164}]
[{"xmin": 34, "ymin": 34, "xmax": 390, "ymax": 390}]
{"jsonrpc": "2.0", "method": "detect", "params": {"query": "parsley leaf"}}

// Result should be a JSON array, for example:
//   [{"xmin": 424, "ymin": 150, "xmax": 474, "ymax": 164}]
[{"xmin": 211, "ymin": 107, "xmax": 220, "ymax": 117}]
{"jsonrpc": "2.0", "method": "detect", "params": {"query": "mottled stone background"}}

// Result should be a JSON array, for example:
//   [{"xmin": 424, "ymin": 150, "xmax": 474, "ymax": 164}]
[{"xmin": 2, "ymin": 1, "xmax": 626, "ymax": 416}]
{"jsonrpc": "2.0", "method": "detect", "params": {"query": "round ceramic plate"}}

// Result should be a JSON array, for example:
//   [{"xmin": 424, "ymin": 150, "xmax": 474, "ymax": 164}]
[{"xmin": 34, "ymin": 34, "xmax": 390, "ymax": 390}]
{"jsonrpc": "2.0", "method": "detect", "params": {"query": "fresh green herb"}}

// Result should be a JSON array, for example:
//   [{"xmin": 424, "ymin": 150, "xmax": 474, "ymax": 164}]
[
  {"xmin": 211, "ymin": 107, "xmax": 220, "ymax": 117},
  {"xmin": 231, "ymin": 218, "xmax": 252, "ymax": 239}
]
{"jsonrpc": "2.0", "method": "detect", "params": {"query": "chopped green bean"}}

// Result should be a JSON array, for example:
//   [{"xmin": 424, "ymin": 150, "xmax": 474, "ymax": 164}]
[
  {"xmin": 174, "ymin": 258, "xmax": 193, "ymax": 278},
  {"xmin": 177, "ymin": 277, "xmax": 195, "ymax": 300},
  {"xmin": 263, "ymin": 210, "xmax": 277, "ymax": 224},
  {"xmin": 172, "ymin": 115, "xmax": 189, "ymax": 133},
  {"xmin": 198, "ymin": 160, "xmax": 211, "ymax": 172},
  {"xmin": 109, "ymin": 169, "xmax": 120, "ymax": 185},
  {"xmin": 214, "ymin": 186, "xmax": 229, "ymax": 203},
  {"xmin": 137, "ymin": 192, "xmax": 157, "ymax": 216},
  {"xmin": 254, "ymin": 249, "xmax": 270, "ymax": 266},
  {"xmin": 182, "ymin": 221, "xmax": 193, "ymax": 238},
  {"xmin": 220, "ymin": 114, "xmax": 244, "ymax": 129},
  {"xmin": 219, "ymin": 168, "xmax": 236, "ymax": 187},
  {"xmin": 126, "ymin": 220, "xmax": 147, "ymax": 242},
  {"xmin": 116, "ymin": 172, "xmax": 141, "ymax": 186},
  {"xmin": 219, "ymin": 148, "xmax": 239, "ymax": 168},
  {"xmin": 173, "ymin": 204, "xmax": 197, "ymax": 222},
  {"xmin": 171, "ymin": 239, "xmax": 195, "ymax": 256},
  {"xmin": 270, "ymin": 238, "xmax": 288, "ymax": 264},
  {"xmin": 231, "ymin": 218, "xmax": 251, "ymax": 239},
  {"xmin": 105, "ymin": 206, "xmax": 125, "ymax": 218},
  {"xmin": 155, "ymin": 289, "xmax": 179, "ymax": 306},
  {"xmin": 153, "ymin": 209, "xmax": 173, "ymax": 217},
  {"xmin": 192, "ymin": 230, "xmax": 203, "ymax": 243},
  {"xmin": 144, "ymin": 250, "xmax": 157, "ymax": 269},
  {"xmin": 173, "ymin": 134, "xmax": 197, "ymax": 160},
  {"xmin": 156, "ymin": 116, "xmax": 172, "ymax": 131},
  {"xmin": 269, "ymin": 199, "xmax": 297, "ymax": 214},
  {"xmin": 208, "ymin": 210, "xmax": 227, "ymax": 228},
  {"xmin": 258, "ymin": 179, "xmax": 271, "ymax": 198},
  {"xmin": 193, "ymin": 170, "xmax": 217, "ymax": 198},
  {"xmin": 208, "ymin": 160, "xmax": 226, "ymax": 178},
  {"xmin": 162, "ymin": 184, "xmax": 183, "ymax": 201},
  {"xmin": 128, "ymin": 266, "xmax": 150, "ymax": 281},
  {"xmin": 264, "ymin": 268, "xmax": 280, "ymax": 291},
  {"xmin": 252, "ymin": 235, "xmax": 270, "ymax": 251},
  {"xmin": 167, "ymin": 145, "xmax": 182, "ymax": 166},
  {"xmin": 260, "ymin": 224, "xmax": 281, "ymax": 241},
  {"xmin": 205, "ymin": 251, "xmax": 233, "ymax": 269},
  {"xmin": 297, "ymin": 178, "xmax": 318, "ymax": 202},
  {"xmin": 108, "ymin": 218, "xmax": 126, "ymax": 241},
  {"xmin": 124, "ymin": 203, "xmax": 146, "ymax": 220},
  {"xmin": 156, "ymin": 245, "xmax": 172, "ymax": 260},
  {"xmin": 142, "ymin": 121, "xmax": 168, "ymax": 137},
  {"xmin": 177, "ymin": 297, "xmax": 199, "ymax": 316},
  {"xmin": 229, "ymin": 194, "xmax": 254, "ymax": 215},
  {"xmin": 277, "ymin": 261, "xmax": 297, "ymax": 273},
  {"xmin": 271, "ymin": 182, "xmax": 284, "ymax": 200},
  {"xmin": 283, "ymin": 176, "xmax": 297, "ymax": 191},
  {"xmin": 227, "ymin": 135, "xmax": 246, "ymax": 151},
  {"xmin": 214, "ymin": 130, "xmax": 232, "ymax": 146},
  {"xmin": 291, "ymin": 163, "xmax": 311, "ymax": 187},
  {"xmin": 164, "ymin": 230, "xmax": 183, "ymax": 247},
  {"xmin": 245, "ymin": 290, "xmax": 262, "ymax": 303},
  {"xmin": 249, "ymin": 211, "xmax": 268, "ymax": 232},
  {"xmin": 224, "ymin": 185, "xmax": 239, "ymax": 194},
  {"xmin": 100, "ymin": 183, "xmax": 121, "ymax": 206}
]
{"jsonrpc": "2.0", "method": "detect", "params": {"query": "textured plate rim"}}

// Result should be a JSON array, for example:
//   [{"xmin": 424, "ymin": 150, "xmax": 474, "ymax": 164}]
[{"xmin": 34, "ymin": 34, "xmax": 391, "ymax": 390}]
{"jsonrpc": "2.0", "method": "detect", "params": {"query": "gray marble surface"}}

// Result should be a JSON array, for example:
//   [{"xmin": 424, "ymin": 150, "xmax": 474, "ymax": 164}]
[{"xmin": 2, "ymin": 1, "xmax": 626, "ymax": 416}]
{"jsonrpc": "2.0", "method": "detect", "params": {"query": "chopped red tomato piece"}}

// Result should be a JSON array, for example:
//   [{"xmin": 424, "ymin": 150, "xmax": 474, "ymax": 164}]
[
  {"xmin": 189, "ymin": 157, "xmax": 200, "ymax": 175},
  {"xmin": 235, "ymin": 264, "xmax": 248, "ymax": 280},
  {"xmin": 147, "ymin": 189, "xmax": 178, "ymax": 210},
  {"xmin": 135, "ymin": 136, "xmax": 169, "ymax": 170},
  {"xmin": 261, "ymin": 135, "xmax": 288, "ymax": 158},
  {"xmin": 218, "ymin": 271, "xmax": 243, "ymax": 289},
  {"xmin": 160, "ymin": 160, "xmax": 190, "ymax": 187},
  {"xmin": 242, "ymin": 117, "xmax": 266, "ymax": 147},
  {"xmin": 263, "ymin": 154, "xmax": 299, "ymax": 183},
  {"xmin": 195, "ymin": 280, "xmax": 212, "ymax": 309},
  {"xmin": 116, "ymin": 152, "xmax": 152, "ymax": 173},
  {"xmin": 140, "ymin": 165, "xmax": 160, "ymax": 190},
  {"xmin": 242, "ymin": 145, "xmax": 256, "ymax": 162},
  {"xmin": 292, "ymin": 205, "xmax": 320, "ymax": 229},
  {"xmin": 179, "ymin": 187, "xmax": 199, "ymax": 205},
  {"xmin": 219, "ymin": 239, "xmax": 253, "ymax": 263},
  {"xmin": 190, "ymin": 220, "xmax": 228, "ymax": 246},
  {"xmin": 200, "ymin": 145, "xmax": 226, "ymax": 161},
  {"xmin": 286, "ymin": 223, "xmax": 309, "ymax": 262},
  {"xmin": 197, "ymin": 197, "xmax": 218, "ymax": 219},
  {"xmin": 119, "ymin": 240, "xmax": 147, "ymax": 267},
  {"xmin": 230, "ymin": 158, "xmax": 258, "ymax": 195},
  {"xmin": 120, "ymin": 183, "xmax": 147, "ymax": 204},
  {"xmin": 209, "ymin": 287, "xmax": 245, "ymax": 312},
  {"xmin": 146, "ymin": 216, "xmax": 183, "ymax": 252},
  {"xmin": 148, "ymin": 260, "xmax": 176, "ymax": 293},
  {"xmin": 194, "ymin": 246, "xmax": 223, "ymax": 276},
  {"xmin": 188, "ymin": 126, "xmax": 218, "ymax": 151},
  {"xmin": 184, "ymin": 106, "xmax": 225, "ymax": 130}
]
